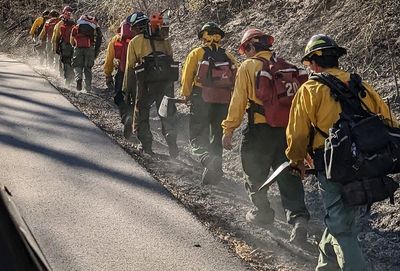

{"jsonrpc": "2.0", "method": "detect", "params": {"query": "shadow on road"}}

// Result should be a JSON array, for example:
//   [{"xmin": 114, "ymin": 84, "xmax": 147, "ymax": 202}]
[
  {"xmin": 0, "ymin": 133, "xmax": 168, "ymax": 196},
  {"xmin": 0, "ymin": 90, "xmax": 83, "ymax": 117},
  {"xmin": 0, "ymin": 84, "xmax": 57, "ymax": 94}
]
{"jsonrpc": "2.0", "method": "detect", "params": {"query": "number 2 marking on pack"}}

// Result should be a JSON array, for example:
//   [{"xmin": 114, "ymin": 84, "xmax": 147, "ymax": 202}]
[{"xmin": 285, "ymin": 82, "xmax": 298, "ymax": 96}]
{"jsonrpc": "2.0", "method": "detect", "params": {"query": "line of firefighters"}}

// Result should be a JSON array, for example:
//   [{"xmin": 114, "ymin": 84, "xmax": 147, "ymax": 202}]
[
  {"xmin": 30, "ymin": 7, "xmax": 102, "ymax": 92},
  {"xmin": 29, "ymin": 6, "xmax": 398, "ymax": 271}
]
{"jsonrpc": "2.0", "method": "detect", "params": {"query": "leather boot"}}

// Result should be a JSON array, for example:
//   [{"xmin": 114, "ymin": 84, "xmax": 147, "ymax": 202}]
[
  {"xmin": 76, "ymin": 79, "xmax": 82, "ymax": 91},
  {"xmin": 290, "ymin": 217, "xmax": 308, "ymax": 245},
  {"xmin": 165, "ymin": 134, "xmax": 179, "ymax": 158},
  {"xmin": 245, "ymin": 207, "xmax": 275, "ymax": 226},
  {"xmin": 201, "ymin": 155, "xmax": 223, "ymax": 185}
]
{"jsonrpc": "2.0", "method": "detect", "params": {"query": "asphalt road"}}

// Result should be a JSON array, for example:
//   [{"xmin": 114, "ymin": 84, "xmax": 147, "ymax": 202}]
[{"xmin": 0, "ymin": 54, "xmax": 249, "ymax": 271}]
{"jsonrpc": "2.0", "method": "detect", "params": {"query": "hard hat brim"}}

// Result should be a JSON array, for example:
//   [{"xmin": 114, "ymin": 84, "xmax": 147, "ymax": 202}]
[
  {"xmin": 301, "ymin": 46, "xmax": 347, "ymax": 63},
  {"xmin": 198, "ymin": 28, "xmax": 225, "ymax": 39},
  {"xmin": 238, "ymin": 34, "xmax": 274, "ymax": 55}
]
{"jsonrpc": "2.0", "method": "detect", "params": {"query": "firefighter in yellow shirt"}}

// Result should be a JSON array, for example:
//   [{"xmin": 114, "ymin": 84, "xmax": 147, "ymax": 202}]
[
  {"xmin": 39, "ymin": 10, "xmax": 60, "ymax": 67},
  {"xmin": 104, "ymin": 13, "xmax": 142, "ymax": 137},
  {"xmin": 30, "ymin": 9, "xmax": 49, "ymax": 64},
  {"xmin": 221, "ymin": 29, "xmax": 309, "ymax": 244},
  {"xmin": 286, "ymin": 34, "xmax": 397, "ymax": 270},
  {"xmin": 180, "ymin": 22, "xmax": 238, "ymax": 185},
  {"xmin": 52, "ymin": 6, "xmax": 75, "ymax": 84},
  {"xmin": 122, "ymin": 12, "xmax": 178, "ymax": 158}
]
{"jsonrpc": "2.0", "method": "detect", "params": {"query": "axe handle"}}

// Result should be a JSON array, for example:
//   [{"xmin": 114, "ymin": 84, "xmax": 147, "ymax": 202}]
[
  {"xmin": 305, "ymin": 168, "xmax": 317, "ymax": 175},
  {"xmin": 168, "ymin": 98, "xmax": 186, "ymax": 103}
]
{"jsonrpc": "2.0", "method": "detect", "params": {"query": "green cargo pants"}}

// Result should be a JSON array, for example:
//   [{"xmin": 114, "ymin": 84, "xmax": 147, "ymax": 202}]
[
  {"xmin": 189, "ymin": 87, "xmax": 228, "ymax": 167},
  {"xmin": 72, "ymin": 46, "xmax": 95, "ymax": 91},
  {"xmin": 59, "ymin": 41, "xmax": 74, "ymax": 84},
  {"xmin": 316, "ymin": 173, "xmax": 367, "ymax": 271},
  {"xmin": 241, "ymin": 123, "xmax": 310, "ymax": 224},
  {"xmin": 134, "ymin": 80, "xmax": 177, "ymax": 151}
]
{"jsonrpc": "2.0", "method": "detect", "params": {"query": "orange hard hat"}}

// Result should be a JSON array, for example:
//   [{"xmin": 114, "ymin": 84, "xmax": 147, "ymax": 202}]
[{"xmin": 239, "ymin": 28, "xmax": 274, "ymax": 54}]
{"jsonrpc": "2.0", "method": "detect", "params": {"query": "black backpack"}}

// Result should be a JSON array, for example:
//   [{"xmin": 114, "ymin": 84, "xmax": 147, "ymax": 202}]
[
  {"xmin": 134, "ymin": 38, "xmax": 179, "ymax": 83},
  {"xmin": 77, "ymin": 24, "xmax": 95, "ymax": 41},
  {"xmin": 311, "ymin": 72, "xmax": 399, "ymax": 206}
]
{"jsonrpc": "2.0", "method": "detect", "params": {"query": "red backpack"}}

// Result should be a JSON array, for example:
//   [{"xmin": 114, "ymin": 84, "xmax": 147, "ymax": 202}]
[
  {"xmin": 44, "ymin": 18, "xmax": 60, "ymax": 41},
  {"xmin": 71, "ymin": 24, "xmax": 93, "ymax": 48},
  {"xmin": 114, "ymin": 38, "xmax": 130, "ymax": 72},
  {"xmin": 253, "ymin": 55, "xmax": 308, "ymax": 127},
  {"xmin": 60, "ymin": 20, "xmax": 75, "ymax": 44},
  {"xmin": 196, "ymin": 47, "xmax": 236, "ymax": 104}
]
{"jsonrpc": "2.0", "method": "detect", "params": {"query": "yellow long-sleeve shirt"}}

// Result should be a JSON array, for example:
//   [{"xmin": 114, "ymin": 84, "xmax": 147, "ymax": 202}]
[
  {"xmin": 180, "ymin": 45, "xmax": 238, "ymax": 97},
  {"xmin": 104, "ymin": 34, "xmax": 121, "ymax": 77},
  {"xmin": 221, "ymin": 51, "xmax": 273, "ymax": 135},
  {"xmin": 122, "ymin": 34, "xmax": 173, "ymax": 93},
  {"xmin": 38, "ymin": 23, "xmax": 46, "ymax": 41},
  {"xmin": 30, "ymin": 16, "xmax": 44, "ymax": 37},
  {"xmin": 52, "ymin": 20, "xmax": 62, "ymax": 50},
  {"xmin": 286, "ymin": 67, "xmax": 397, "ymax": 164}
]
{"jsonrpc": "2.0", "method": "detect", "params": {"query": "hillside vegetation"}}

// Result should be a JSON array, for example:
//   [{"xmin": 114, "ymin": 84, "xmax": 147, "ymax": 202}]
[{"xmin": 1, "ymin": 0, "xmax": 399, "ymax": 90}]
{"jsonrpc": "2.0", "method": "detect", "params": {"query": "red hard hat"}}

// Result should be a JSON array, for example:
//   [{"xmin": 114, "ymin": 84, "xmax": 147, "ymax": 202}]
[
  {"xmin": 62, "ymin": 6, "xmax": 73, "ymax": 13},
  {"xmin": 239, "ymin": 28, "xmax": 274, "ymax": 54}
]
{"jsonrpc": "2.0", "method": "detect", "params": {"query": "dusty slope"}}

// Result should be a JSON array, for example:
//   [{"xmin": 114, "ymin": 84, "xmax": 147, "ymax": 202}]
[{"xmin": 1, "ymin": 0, "xmax": 400, "ymax": 270}]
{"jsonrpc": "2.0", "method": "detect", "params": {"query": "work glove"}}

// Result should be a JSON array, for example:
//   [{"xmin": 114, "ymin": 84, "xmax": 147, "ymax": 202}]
[
  {"xmin": 289, "ymin": 161, "xmax": 306, "ymax": 179},
  {"xmin": 180, "ymin": 95, "xmax": 191, "ymax": 106},
  {"xmin": 106, "ymin": 76, "xmax": 114, "ymax": 90},
  {"xmin": 222, "ymin": 132, "xmax": 233, "ymax": 150}
]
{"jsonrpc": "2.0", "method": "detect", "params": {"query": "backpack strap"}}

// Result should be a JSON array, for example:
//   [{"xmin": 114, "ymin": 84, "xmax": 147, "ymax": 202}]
[
  {"xmin": 252, "ymin": 56, "xmax": 270, "ymax": 70},
  {"xmin": 308, "ymin": 72, "xmax": 372, "ymax": 139},
  {"xmin": 246, "ymin": 100, "xmax": 265, "ymax": 129},
  {"xmin": 149, "ymin": 38, "xmax": 160, "ymax": 70},
  {"xmin": 310, "ymin": 72, "xmax": 371, "ymax": 116},
  {"xmin": 245, "ymin": 56, "xmax": 272, "ymax": 128},
  {"xmin": 252, "ymin": 56, "xmax": 273, "ymax": 94},
  {"xmin": 202, "ymin": 46, "xmax": 228, "ymax": 63}
]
